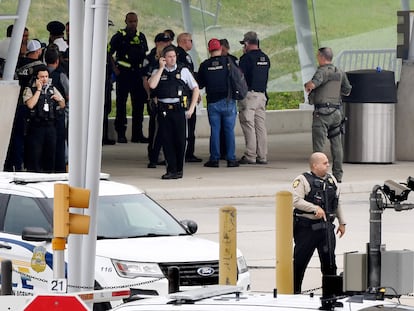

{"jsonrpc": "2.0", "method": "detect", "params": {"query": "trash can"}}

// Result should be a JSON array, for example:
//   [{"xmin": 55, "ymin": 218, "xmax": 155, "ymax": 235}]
[{"xmin": 343, "ymin": 69, "xmax": 397, "ymax": 163}]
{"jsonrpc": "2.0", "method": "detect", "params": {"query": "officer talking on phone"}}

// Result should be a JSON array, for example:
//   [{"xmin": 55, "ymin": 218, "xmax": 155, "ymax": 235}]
[{"xmin": 291, "ymin": 152, "xmax": 346, "ymax": 294}]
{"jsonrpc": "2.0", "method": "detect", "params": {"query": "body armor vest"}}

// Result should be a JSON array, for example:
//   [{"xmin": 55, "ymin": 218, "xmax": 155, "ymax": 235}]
[
  {"xmin": 303, "ymin": 172, "xmax": 338, "ymax": 221},
  {"xmin": 29, "ymin": 85, "xmax": 58, "ymax": 122},
  {"xmin": 154, "ymin": 65, "xmax": 191, "ymax": 101},
  {"xmin": 311, "ymin": 65, "xmax": 342, "ymax": 105}
]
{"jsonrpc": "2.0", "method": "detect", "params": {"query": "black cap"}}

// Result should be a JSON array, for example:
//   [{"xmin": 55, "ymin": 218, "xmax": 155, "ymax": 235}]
[
  {"xmin": 47, "ymin": 21, "xmax": 65, "ymax": 36},
  {"xmin": 154, "ymin": 33, "xmax": 171, "ymax": 43}
]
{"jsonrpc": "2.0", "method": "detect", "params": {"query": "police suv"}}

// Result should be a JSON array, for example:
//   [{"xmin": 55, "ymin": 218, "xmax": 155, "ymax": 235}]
[{"xmin": 0, "ymin": 172, "xmax": 250, "ymax": 309}]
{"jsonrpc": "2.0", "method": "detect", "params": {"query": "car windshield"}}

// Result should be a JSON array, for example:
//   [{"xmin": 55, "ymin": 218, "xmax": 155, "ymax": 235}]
[{"xmin": 94, "ymin": 194, "xmax": 188, "ymax": 239}]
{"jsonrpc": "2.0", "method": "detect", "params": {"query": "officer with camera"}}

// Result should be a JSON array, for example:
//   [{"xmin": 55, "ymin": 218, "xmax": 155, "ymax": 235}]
[
  {"xmin": 23, "ymin": 65, "xmax": 65, "ymax": 173},
  {"xmin": 291, "ymin": 152, "xmax": 346, "ymax": 294}
]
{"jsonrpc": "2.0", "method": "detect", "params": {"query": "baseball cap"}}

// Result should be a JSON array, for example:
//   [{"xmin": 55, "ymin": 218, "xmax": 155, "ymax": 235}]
[
  {"xmin": 208, "ymin": 38, "xmax": 221, "ymax": 52},
  {"xmin": 26, "ymin": 39, "xmax": 42, "ymax": 54},
  {"xmin": 154, "ymin": 33, "xmax": 171, "ymax": 43},
  {"xmin": 239, "ymin": 31, "xmax": 258, "ymax": 45}
]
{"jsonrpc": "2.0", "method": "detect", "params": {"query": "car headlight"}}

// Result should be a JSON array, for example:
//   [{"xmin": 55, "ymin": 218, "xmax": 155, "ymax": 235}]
[
  {"xmin": 237, "ymin": 256, "xmax": 248, "ymax": 274},
  {"xmin": 112, "ymin": 259, "xmax": 164, "ymax": 279}
]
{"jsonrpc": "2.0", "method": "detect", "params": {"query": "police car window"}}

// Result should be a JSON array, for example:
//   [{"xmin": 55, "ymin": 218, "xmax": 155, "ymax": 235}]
[
  {"xmin": 4, "ymin": 195, "xmax": 51, "ymax": 235},
  {"xmin": 97, "ymin": 194, "xmax": 186, "ymax": 238}
]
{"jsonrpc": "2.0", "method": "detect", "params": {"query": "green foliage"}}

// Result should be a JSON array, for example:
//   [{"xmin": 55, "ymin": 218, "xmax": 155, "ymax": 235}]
[{"xmin": 267, "ymin": 92, "xmax": 303, "ymax": 110}]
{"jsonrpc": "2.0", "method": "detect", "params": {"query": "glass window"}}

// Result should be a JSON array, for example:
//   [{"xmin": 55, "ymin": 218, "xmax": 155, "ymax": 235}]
[{"xmin": 4, "ymin": 196, "xmax": 51, "ymax": 235}]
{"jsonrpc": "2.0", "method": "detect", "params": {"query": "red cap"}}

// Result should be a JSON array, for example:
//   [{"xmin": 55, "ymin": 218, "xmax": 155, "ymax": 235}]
[{"xmin": 208, "ymin": 38, "xmax": 221, "ymax": 52}]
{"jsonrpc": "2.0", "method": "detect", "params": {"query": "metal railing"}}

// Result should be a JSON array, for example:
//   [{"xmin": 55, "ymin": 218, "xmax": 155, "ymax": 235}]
[{"xmin": 334, "ymin": 49, "xmax": 402, "ymax": 81}]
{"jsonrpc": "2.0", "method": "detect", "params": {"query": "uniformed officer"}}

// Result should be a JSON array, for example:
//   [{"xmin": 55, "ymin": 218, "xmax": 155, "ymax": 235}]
[
  {"xmin": 197, "ymin": 38, "xmax": 239, "ymax": 168},
  {"xmin": 108, "ymin": 11, "xmax": 149, "ymax": 143},
  {"xmin": 305, "ymin": 47, "xmax": 352, "ymax": 183},
  {"xmin": 176, "ymin": 32, "xmax": 202, "ymax": 163},
  {"xmin": 292, "ymin": 152, "xmax": 346, "ymax": 294},
  {"xmin": 23, "ymin": 66, "xmax": 66, "ymax": 173},
  {"xmin": 148, "ymin": 45, "xmax": 200, "ymax": 179},
  {"xmin": 237, "ymin": 31, "xmax": 270, "ymax": 165}
]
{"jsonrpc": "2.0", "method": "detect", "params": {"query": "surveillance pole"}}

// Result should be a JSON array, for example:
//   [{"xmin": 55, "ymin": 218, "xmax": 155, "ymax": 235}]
[{"xmin": 368, "ymin": 189, "xmax": 383, "ymax": 289}]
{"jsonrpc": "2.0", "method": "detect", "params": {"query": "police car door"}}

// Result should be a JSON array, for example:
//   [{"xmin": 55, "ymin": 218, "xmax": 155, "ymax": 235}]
[{"xmin": 0, "ymin": 192, "xmax": 53, "ymax": 296}]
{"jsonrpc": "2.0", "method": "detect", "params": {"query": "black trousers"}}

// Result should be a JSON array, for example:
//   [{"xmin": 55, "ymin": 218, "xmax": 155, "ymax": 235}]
[
  {"xmin": 25, "ymin": 122, "xmax": 57, "ymax": 173},
  {"xmin": 293, "ymin": 216, "xmax": 337, "ymax": 294},
  {"xmin": 185, "ymin": 106, "xmax": 196, "ymax": 158},
  {"xmin": 115, "ymin": 70, "xmax": 146, "ymax": 139},
  {"xmin": 158, "ymin": 108, "xmax": 186, "ymax": 174}
]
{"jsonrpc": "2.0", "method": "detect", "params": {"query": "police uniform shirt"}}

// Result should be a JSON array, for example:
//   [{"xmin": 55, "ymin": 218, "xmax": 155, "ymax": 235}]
[
  {"xmin": 239, "ymin": 49, "xmax": 270, "ymax": 92},
  {"xmin": 23, "ymin": 85, "xmax": 64, "ymax": 105},
  {"xmin": 108, "ymin": 28, "xmax": 148, "ymax": 70},
  {"xmin": 151, "ymin": 64, "xmax": 198, "ymax": 104},
  {"xmin": 176, "ymin": 45, "xmax": 194, "ymax": 73},
  {"xmin": 292, "ymin": 173, "xmax": 345, "ymax": 224}
]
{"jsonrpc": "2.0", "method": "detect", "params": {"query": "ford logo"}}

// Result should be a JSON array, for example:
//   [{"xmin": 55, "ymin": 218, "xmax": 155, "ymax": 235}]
[{"xmin": 197, "ymin": 266, "xmax": 215, "ymax": 277}]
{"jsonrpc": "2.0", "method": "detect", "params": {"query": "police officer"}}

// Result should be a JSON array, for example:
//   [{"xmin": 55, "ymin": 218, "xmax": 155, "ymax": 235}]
[
  {"xmin": 23, "ymin": 66, "xmax": 66, "ymax": 172},
  {"xmin": 238, "ymin": 31, "xmax": 270, "ymax": 165},
  {"xmin": 176, "ymin": 32, "xmax": 202, "ymax": 163},
  {"xmin": 305, "ymin": 47, "xmax": 352, "ymax": 183},
  {"xmin": 148, "ymin": 45, "xmax": 200, "ymax": 179},
  {"xmin": 197, "ymin": 38, "xmax": 239, "ymax": 168},
  {"xmin": 108, "ymin": 11, "xmax": 148, "ymax": 143},
  {"xmin": 292, "ymin": 152, "xmax": 346, "ymax": 294}
]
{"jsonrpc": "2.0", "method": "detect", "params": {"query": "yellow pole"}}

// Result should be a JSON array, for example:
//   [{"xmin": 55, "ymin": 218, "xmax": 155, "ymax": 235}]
[
  {"xmin": 276, "ymin": 191, "xmax": 293, "ymax": 293},
  {"xmin": 219, "ymin": 206, "xmax": 237, "ymax": 285}
]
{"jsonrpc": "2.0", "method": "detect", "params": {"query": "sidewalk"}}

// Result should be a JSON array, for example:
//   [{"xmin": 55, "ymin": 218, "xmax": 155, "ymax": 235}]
[{"xmin": 101, "ymin": 132, "xmax": 414, "ymax": 200}]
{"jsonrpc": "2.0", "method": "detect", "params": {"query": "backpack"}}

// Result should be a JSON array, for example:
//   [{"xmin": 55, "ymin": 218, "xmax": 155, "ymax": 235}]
[{"xmin": 227, "ymin": 57, "xmax": 248, "ymax": 100}]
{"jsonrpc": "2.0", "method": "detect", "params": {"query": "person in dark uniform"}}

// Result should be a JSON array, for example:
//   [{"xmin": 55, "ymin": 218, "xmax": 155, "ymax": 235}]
[
  {"xmin": 176, "ymin": 32, "xmax": 202, "ymax": 163},
  {"xmin": 219, "ymin": 38, "xmax": 238, "ymax": 159},
  {"xmin": 238, "ymin": 31, "xmax": 270, "ymax": 165},
  {"xmin": 45, "ymin": 46, "xmax": 69, "ymax": 173},
  {"xmin": 148, "ymin": 45, "xmax": 200, "ymax": 179},
  {"xmin": 305, "ymin": 47, "xmax": 352, "ymax": 183},
  {"xmin": 23, "ymin": 66, "xmax": 66, "ymax": 173},
  {"xmin": 197, "ymin": 38, "xmax": 239, "ymax": 168},
  {"xmin": 292, "ymin": 152, "xmax": 346, "ymax": 294},
  {"xmin": 108, "ymin": 11, "xmax": 149, "ymax": 143},
  {"xmin": 102, "ymin": 19, "xmax": 116, "ymax": 146},
  {"xmin": 144, "ymin": 33, "xmax": 171, "ymax": 168},
  {"xmin": 4, "ymin": 39, "xmax": 44, "ymax": 172}
]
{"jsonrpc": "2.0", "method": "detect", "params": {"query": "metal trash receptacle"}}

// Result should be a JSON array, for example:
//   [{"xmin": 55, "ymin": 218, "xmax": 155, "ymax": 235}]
[{"xmin": 343, "ymin": 69, "xmax": 397, "ymax": 163}]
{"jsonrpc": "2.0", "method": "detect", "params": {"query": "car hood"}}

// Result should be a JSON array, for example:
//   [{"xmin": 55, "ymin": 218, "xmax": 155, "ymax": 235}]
[{"xmin": 95, "ymin": 235, "xmax": 241, "ymax": 262}]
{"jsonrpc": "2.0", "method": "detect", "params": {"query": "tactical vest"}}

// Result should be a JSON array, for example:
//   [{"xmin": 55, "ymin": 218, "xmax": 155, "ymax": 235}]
[
  {"xmin": 311, "ymin": 65, "xmax": 342, "ymax": 105},
  {"xmin": 113, "ymin": 29, "xmax": 146, "ymax": 69},
  {"xmin": 154, "ymin": 65, "xmax": 191, "ymax": 101},
  {"xmin": 204, "ymin": 57, "xmax": 228, "ymax": 95},
  {"xmin": 29, "ymin": 85, "xmax": 59, "ymax": 123},
  {"xmin": 303, "ymin": 172, "xmax": 338, "ymax": 221},
  {"xmin": 49, "ymin": 68, "xmax": 66, "ymax": 101}
]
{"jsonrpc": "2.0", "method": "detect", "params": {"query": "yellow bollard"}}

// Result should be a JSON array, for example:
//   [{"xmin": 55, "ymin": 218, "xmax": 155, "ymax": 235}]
[
  {"xmin": 276, "ymin": 191, "xmax": 293, "ymax": 293},
  {"xmin": 219, "ymin": 206, "xmax": 237, "ymax": 285}
]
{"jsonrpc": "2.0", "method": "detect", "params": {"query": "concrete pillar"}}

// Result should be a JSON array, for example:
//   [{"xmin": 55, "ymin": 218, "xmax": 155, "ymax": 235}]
[
  {"xmin": 396, "ymin": 61, "xmax": 414, "ymax": 160},
  {"xmin": 0, "ymin": 81, "xmax": 20, "ymax": 171}
]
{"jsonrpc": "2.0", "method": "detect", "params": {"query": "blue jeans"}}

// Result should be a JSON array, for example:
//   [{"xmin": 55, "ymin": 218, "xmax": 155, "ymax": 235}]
[{"xmin": 207, "ymin": 98, "xmax": 237, "ymax": 161}]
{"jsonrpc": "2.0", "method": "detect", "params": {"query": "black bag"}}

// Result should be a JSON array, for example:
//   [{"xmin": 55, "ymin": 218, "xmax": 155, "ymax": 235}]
[{"xmin": 227, "ymin": 57, "xmax": 248, "ymax": 100}]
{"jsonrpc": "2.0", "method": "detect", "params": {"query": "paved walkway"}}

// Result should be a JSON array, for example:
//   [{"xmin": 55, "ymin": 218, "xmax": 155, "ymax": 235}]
[{"xmin": 101, "ymin": 132, "xmax": 414, "ymax": 200}]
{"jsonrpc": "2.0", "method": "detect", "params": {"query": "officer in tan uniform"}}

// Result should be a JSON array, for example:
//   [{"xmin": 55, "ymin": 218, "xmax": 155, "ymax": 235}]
[
  {"xmin": 292, "ymin": 152, "xmax": 346, "ymax": 294},
  {"xmin": 305, "ymin": 47, "xmax": 352, "ymax": 182}
]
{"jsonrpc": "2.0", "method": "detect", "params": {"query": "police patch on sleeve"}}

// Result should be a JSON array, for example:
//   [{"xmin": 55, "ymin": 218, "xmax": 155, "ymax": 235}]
[{"xmin": 293, "ymin": 179, "xmax": 300, "ymax": 188}]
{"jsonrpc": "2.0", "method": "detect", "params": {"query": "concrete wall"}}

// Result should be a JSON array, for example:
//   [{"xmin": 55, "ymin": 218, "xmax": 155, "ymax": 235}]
[{"xmin": 107, "ymin": 109, "xmax": 313, "ymax": 140}]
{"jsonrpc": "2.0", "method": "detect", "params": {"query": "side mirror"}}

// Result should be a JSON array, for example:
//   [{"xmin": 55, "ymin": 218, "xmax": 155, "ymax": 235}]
[
  {"xmin": 180, "ymin": 220, "xmax": 198, "ymax": 234},
  {"xmin": 22, "ymin": 227, "xmax": 52, "ymax": 242}
]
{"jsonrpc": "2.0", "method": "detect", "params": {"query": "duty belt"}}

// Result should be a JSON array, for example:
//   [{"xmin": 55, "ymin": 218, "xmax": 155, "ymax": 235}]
[{"xmin": 315, "ymin": 103, "xmax": 341, "ymax": 109}]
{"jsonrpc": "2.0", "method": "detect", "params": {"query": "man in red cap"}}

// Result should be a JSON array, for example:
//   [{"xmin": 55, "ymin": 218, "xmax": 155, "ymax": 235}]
[{"xmin": 197, "ymin": 38, "xmax": 239, "ymax": 168}]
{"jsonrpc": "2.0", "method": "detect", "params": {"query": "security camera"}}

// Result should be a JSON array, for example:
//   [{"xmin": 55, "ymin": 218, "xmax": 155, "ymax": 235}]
[{"xmin": 383, "ymin": 180, "xmax": 411, "ymax": 202}]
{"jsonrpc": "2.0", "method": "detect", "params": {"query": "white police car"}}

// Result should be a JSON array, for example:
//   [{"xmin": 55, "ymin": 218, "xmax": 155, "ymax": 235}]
[
  {"xmin": 110, "ymin": 285, "xmax": 414, "ymax": 311},
  {"xmin": 0, "ymin": 172, "xmax": 250, "ymax": 309}
]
